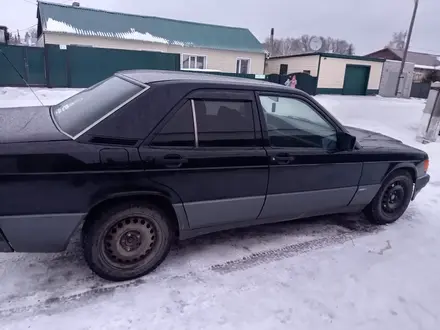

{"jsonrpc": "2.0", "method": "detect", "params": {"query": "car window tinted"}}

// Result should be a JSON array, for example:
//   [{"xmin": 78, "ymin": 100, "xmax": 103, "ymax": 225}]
[
  {"xmin": 259, "ymin": 95, "xmax": 337, "ymax": 149},
  {"xmin": 150, "ymin": 101, "xmax": 195, "ymax": 147},
  {"xmin": 52, "ymin": 76, "xmax": 144, "ymax": 138},
  {"xmin": 194, "ymin": 100, "xmax": 256, "ymax": 147}
]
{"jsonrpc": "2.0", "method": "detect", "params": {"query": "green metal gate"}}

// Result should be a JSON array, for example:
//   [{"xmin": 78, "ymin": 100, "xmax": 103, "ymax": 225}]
[
  {"xmin": 0, "ymin": 45, "xmax": 45, "ymax": 86},
  {"xmin": 24, "ymin": 47, "xmax": 46, "ymax": 85},
  {"xmin": 342, "ymin": 64, "xmax": 370, "ymax": 95},
  {"xmin": 67, "ymin": 46, "xmax": 180, "ymax": 88},
  {"xmin": 282, "ymin": 72, "xmax": 318, "ymax": 95}
]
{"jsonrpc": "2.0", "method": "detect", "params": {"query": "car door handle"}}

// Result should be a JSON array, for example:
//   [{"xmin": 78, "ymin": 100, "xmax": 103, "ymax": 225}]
[
  {"xmin": 157, "ymin": 154, "xmax": 188, "ymax": 168},
  {"xmin": 274, "ymin": 153, "xmax": 295, "ymax": 165}
]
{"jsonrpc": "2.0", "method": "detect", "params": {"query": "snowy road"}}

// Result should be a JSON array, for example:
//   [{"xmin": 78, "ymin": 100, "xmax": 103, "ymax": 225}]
[{"xmin": 1, "ymin": 89, "xmax": 440, "ymax": 329}]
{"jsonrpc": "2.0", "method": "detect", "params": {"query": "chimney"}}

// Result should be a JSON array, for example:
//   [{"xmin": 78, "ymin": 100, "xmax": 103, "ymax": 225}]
[
  {"xmin": 270, "ymin": 28, "xmax": 274, "ymax": 57},
  {"xmin": 72, "ymin": 2, "xmax": 80, "ymax": 7}
]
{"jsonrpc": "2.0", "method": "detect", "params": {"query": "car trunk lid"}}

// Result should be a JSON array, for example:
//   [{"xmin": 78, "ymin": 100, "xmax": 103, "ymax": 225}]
[{"xmin": 0, "ymin": 106, "xmax": 69, "ymax": 144}]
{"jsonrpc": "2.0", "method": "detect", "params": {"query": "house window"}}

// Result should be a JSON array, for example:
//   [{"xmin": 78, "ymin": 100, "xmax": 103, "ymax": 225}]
[
  {"xmin": 236, "ymin": 58, "xmax": 250, "ymax": 74},
  {"xmin": 182, "ymin": 54, "xmax": 206, "ymax": 70}
]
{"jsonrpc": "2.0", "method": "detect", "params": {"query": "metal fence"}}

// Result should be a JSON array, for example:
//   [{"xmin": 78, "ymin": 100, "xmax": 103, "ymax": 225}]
[
  {"xmin": 267, "ymin": 73, "xmax": 318, "ymax": 95},
  {"xmin": 0, "ymin": 44, "xmax": 180, "ymax": 88},
  {"xmin": 1, "ymin": 44, "xmax": 317, "ymax": 94},
  {"xmin": 0, "ymin": 44, "xmax": 45, "ymax": 86},
  {"xmin": 410, "ymin": 82, "xmax": 431, "ymax": 99}
]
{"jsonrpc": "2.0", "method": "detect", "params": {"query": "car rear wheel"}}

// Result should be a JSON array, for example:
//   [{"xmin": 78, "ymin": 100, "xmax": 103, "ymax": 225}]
[
  {"xmin": 82, "ymin": 202, "xmax": 173, "ymax": 282},
  {"xmin": 364, "ymin": 170, "xmax": 413, "ymax": 225}
]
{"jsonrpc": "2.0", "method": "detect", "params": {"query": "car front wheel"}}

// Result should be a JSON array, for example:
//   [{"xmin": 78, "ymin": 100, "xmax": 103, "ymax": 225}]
[
  {"xmin": 365, "ymin": 170, "xmax": 413, "ymax": 225},
  {"xmin": 82, "ymin": 202, "xmax": 173, "ymax": 282}
]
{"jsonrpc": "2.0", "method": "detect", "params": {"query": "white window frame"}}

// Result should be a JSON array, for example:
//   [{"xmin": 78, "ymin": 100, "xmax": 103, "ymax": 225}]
[
  {"xmin": 236, "ymin": 58, "xmax": 251, "ymax": 74},
  {"xmin": 181, "ymin": 54, "xmax": 207, "ymax": 70}
]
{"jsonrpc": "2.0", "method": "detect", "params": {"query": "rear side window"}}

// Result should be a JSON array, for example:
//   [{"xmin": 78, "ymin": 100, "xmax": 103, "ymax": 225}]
[
  {"xmin": 52, "ymin": 76, "xmax": 144, "ymax": 138},
  {"xmin": 194, "ymin": 100, "xmax": 256, "ymax": 147},
  {"xmin": 150, "ymin": 101, "xmax": 195, "ymax": 147}
]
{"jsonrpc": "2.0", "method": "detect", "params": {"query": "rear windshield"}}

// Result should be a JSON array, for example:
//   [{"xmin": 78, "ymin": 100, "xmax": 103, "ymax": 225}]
[{"xmin": 51, "ymin": 76, "xmax": 144, "ymax": 138}]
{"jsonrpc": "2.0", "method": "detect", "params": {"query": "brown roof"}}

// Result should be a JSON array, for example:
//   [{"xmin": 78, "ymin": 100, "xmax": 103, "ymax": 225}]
[{"xmin": 367, "ymin": 47, "xmax": 440, "ymax": 67}]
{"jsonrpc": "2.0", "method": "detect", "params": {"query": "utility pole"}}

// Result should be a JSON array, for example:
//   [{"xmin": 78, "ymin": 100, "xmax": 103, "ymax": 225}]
[{"xmin": 395, "ymin": 0, "xmax": 419, "ymax": 97}]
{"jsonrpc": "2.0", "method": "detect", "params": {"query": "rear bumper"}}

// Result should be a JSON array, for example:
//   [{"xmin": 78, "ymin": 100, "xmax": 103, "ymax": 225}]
[
  {"xmin": 0, "ymin": 213, "xmax": 84, "ymax": 252},
  {"xmin": 0, "ymin": 230, "xmax": 13, "ymax": 252},
  {"xmin": 412, "ymin": 173, "xmax": 430, "ymax": 200}
]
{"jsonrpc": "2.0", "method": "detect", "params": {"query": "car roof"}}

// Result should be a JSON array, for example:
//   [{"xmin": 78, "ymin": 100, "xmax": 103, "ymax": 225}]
[{"xmin": 117, "ymin": 69, "xmax": 296, "ymax": 92}]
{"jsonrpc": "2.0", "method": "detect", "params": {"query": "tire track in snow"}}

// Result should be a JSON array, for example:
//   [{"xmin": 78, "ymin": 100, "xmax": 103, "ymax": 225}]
[
  {"xmin": 0, "ymin": 223, "xmax": 381, "ymax": 319},
  {"xmin": 210, "ymin": 226, "xmax": 380, "ymax": 274}
]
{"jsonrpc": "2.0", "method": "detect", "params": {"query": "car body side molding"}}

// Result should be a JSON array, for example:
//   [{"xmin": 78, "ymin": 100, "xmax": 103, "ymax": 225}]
[
  {"xmin": 349, "ymin": 184, "xmax": 382, "ymax": 206},
  {"xmin": 259, "ymin": 187, "xmax": 358, "ymax": 220},
  {"xmin": 183, "ymin": 195, "xmax": 266, "ymax": 229}
]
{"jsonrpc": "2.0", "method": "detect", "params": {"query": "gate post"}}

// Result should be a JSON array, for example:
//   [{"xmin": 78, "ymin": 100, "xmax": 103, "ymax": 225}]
[{"xmin": 416, "ymin": 81, "xmax": 440, "ymax": 143}]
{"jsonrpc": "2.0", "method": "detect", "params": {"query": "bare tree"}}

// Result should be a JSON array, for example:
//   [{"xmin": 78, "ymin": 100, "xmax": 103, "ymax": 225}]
[
  {"xmin": 423, "ymin": 70, "xmax": 440, "ymax": 83},
  {"xmin": 326, "ymin": 37, "xmax": 353, "ymax": 54},
  {"xmin": 30, "ymin": 27, "xmax": 37, "ymax": 39},
  {"xmin": 298, "ymin": 35, "xmax": 311, "ymax": 53},
  {"xmin": 263, "ymin": 35, "xmax": 355, "ymax": 57},
  {"xmin": 388, "ymin": 31, "xmax": 407, "ymax": 50}
]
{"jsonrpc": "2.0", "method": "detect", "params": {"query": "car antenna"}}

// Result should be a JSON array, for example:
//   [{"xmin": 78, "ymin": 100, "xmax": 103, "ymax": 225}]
[{"xmin": 0, "ymin": 49, "xmax": 44, "ymax": 107}]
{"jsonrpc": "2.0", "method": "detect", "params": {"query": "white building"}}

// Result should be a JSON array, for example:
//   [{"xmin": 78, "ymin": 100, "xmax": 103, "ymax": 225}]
[
  {"xmin": 266, "ymin": 53, "xmax": 385, "ymax": 96},
  {"xmin": 36, "ymin": 1, "xmax": 266, "ymax": 74}
]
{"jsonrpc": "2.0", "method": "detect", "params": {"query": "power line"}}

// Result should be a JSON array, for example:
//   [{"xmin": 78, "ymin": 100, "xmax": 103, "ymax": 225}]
[{"xmin": 9, "ymin": 24, "xmax": 38, "ymax": 33}]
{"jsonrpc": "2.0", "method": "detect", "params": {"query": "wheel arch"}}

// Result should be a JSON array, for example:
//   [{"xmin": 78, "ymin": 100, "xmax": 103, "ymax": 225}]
[
  {"xmin": 83, "ymin": 191, "xmax": 189, "ymax": 237},
  {"xmin": 383, "ymin": 163, "xmax": 417, "ymax": 184}
]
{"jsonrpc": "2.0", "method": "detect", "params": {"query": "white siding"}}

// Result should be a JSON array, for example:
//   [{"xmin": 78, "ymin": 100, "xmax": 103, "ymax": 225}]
[
  {"xmin": 36, "ymin": 36, "xmax": 45, "ymax": 47},
  {"xmin": 44, "ymin": 32, "xmax": 266, "ymax": 74},
  {"xmin": 265, "ymin": 55, "xmax": 320, "ymax": 76},
  {"xmin": 318, "ymin": 56, "xmax": 384, "ymax": 90}
]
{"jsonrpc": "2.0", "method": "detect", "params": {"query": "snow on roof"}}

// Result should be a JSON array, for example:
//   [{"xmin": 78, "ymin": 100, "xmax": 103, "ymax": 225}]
[
  {"xmin": 37, "ymin": 1, "xmax": 264, "ymax": 53},
  {"xmin": 415, "ymin": 64, "xmax": 440, "ymax": 70},
  {"xmin": 45, "ymin": 18, "xmax": 172, "ymax": 44}
]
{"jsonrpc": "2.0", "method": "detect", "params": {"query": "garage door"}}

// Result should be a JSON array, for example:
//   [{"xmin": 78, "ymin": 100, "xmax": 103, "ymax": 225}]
[{"xmin": 342, "ymin": 65, "xmax": 371, "ymax": 95}]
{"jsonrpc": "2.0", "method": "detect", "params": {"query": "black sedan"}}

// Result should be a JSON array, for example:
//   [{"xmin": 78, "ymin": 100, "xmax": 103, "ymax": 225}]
[{"xmin": 0, "ymin": 70, "xmax": 430, "ymax": 281}]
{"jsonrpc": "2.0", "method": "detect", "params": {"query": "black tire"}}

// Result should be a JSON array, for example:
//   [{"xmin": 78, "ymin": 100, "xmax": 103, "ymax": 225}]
[
  {"xmin": 364, "ymin": 170, "xmax": 413, "ymax": 225},
  {"xmin": 82, "ymin": 202, "xmax": 173, "ymax": 282}
]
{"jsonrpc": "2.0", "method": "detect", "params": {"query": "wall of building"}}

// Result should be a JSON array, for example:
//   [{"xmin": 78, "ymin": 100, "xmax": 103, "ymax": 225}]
[
  {"xmin": 317, "ymin": 56, "xmax": 384, "ymax": 92},
  {"xmin": 379, "ymin": 60, "xmax": 414, "ymax": 98},
  {"xmin": 36, "ymin": 36, "xmax": 44, "ymax": 47},
  {"xmin": 44, "ymin": 32, "xmax": 266, "ymax": 74},
  {"xmin": 265, "ymin": 55, "xmax": 320, "ymax": 76}
]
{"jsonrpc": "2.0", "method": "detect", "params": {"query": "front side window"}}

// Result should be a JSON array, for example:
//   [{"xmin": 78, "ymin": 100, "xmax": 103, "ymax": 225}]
[
  {"xmin": 259, "ymin": 95, "xmax": 337, "ymax": 149},
  {"xmin": 236, "ymin": 58, "xmax": 250, "ymax": 74},
  {"xmin": 150, "ymin": 101, "xmax": 195, "ymax": 147},
  {"xmin": 51, "ymin": 76, "xmax": 144, "ymax": 138},
  {"xmin": 194, "ymin": 100, "xmax": 256, "ymax": 147},
  {"xmin": 182, "ymin": 54, "xmax": 206, "ymax": 70}
]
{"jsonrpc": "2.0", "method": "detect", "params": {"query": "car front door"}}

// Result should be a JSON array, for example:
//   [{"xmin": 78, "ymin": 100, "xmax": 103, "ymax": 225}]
[
  {"xmin": 256, "ymin": 92, "xmax": 363, "ymax": 221},
  {"xmin": 139, "ymin": 89, "xmax": 269, "ymax": 229}
]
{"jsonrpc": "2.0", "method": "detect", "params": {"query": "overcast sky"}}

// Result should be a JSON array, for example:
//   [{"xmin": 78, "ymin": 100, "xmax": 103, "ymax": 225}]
[{"xmin": 2, "ymin": 0, "xmax": 439, "ymax": 55}]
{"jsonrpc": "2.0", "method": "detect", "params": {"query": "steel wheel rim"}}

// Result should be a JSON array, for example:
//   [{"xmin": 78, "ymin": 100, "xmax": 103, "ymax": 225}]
[
  {"xmin": 381, "ymin": 181, "xmax": 406, "ymax": 214},
  {"xmin": 103, "ymin": 216, "xmax": 157, "ymax": 268}
]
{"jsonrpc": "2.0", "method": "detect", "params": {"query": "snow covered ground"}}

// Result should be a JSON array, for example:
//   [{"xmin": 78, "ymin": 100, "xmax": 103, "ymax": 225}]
[{"xmin": 1, "ymin": 88, "xmax": 440, "ymax": 330}]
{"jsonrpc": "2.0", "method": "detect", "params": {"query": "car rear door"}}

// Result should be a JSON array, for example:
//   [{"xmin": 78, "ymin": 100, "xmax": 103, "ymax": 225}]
[
  {"xmin": 256, "ymin": 92, "xmax": 363, "ymax": 221},
  {"xmin": 139, "ymin": 89, "xmax": 269, "ymax": 229}
]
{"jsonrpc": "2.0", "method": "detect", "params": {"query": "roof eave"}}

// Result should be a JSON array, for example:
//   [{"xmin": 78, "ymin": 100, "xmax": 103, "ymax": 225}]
[
  {"xmin": 42, "ymin": 30, "xmax": 265, "ymax": 54},
  {"xmin": 269, "ymin": 52, "xmax": 385, "ymax": 63}
]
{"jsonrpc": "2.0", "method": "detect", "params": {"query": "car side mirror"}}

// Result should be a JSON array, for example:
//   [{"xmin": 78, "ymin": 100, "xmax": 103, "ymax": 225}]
[{"xmin": 337, "ymin": 132, "xmax": 356, "ymax": 151}]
